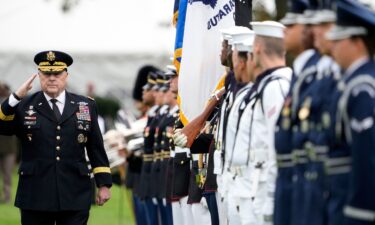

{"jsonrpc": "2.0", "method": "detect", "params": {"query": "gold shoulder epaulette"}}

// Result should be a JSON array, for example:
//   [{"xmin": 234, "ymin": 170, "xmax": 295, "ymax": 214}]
[{"xmin": 87, "ymin": 96, "xmax": 95, "ymax": 101}]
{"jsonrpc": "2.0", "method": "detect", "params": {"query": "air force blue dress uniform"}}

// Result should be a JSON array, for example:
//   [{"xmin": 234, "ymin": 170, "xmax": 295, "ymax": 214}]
[
  {"xmin": 324, "ymin": 1, "xmax": 375, "ymax": 224},
  {"xmin": 274, "ymin": 1, "xmax": 322, "ymax": 224}
]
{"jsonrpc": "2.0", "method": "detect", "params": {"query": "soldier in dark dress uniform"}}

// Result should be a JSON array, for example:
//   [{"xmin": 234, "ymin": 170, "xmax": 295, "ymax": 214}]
[
  {"xmin": 139, "ymin": 71, "xmax": 162, "ymax": 225},
  {"xmin": 0, "ymin": 50, "xmax": 112, "ymax": 225}
]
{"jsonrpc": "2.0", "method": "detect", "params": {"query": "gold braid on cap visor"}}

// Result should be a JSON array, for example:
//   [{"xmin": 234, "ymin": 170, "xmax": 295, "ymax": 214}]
[
  {"xmin": 148, "ymin": 79, "xmax": 157, "ymax": 84},
  {"xmin": 38, "ymin": 61, "xmax": 67, "ymax": 72}
]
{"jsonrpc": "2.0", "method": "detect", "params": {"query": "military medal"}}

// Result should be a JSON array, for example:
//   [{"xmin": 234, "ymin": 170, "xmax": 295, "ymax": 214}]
[
  {"xmin": 282, "ymin": 107, "xmax": 291, "ymax": 117},
  {"xmin": 299, "ymin": 107, "xmax": 310, "ymax": 120},
  {"xmin": 77, "ymin": 134, "xmax": 85, "ymax": 143},
  {"xmin": 298, "ymin": 97, "xmax": 312, "ymax": 120}
]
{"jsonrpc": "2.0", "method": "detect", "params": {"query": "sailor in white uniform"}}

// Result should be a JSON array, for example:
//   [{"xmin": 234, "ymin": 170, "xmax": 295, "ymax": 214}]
[{"xmin": 225, "ymin": 21, "xmax": 292, "ymax": 225}]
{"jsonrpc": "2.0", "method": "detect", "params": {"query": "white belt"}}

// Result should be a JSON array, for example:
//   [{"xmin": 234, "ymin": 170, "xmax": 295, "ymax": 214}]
[
  {"xmin": 249, "ymin": 149, "xmax": 268, "ymax": 163},
  {"xmin": 191, "ymin": 153, "xmax": 200, "ymax": 161},
  {"xmin": 174, "ymin": 147, "xmax": 190, "ymax": 154},
  {"xmin": 228, "ymin": 165, "xmax": 248, "ymax": 176}
]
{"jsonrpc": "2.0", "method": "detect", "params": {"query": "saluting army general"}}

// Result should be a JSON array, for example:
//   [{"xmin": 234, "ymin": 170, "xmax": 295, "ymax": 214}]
[{"xmin": 0, "ymin": 51, "xmax": 112, "ymax": 225}]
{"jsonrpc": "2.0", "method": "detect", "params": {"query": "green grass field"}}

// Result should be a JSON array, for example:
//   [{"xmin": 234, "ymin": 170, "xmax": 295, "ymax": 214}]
[{"xmin": 0, "ymin": 172, "xmax": 135, "ymax": 225}]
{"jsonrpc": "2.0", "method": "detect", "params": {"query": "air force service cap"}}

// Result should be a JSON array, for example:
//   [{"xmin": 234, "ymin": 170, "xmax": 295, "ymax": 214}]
[
  {"xmin": 250, "ymin": 21, "xmax": 285, "ymax": 39},
  {"xmin": 280, "ymin": 0, "xmax": 309, "ymax": 25},
  {"xmin": 34, "ymin": 50, "xmax": 73, "ymax": 73},
  {"xmin": 326, "ymin": 0, "xmax": 375, "ymax": 41},
  {"xmin": 310, "ymin": 0, "xmax": 336, "ymax": 24}
]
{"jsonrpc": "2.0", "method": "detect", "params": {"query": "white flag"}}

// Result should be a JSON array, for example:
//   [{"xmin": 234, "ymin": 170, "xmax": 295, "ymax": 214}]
[{"xmin": 178, "ymin": 0, "xmax": 235, "ymax": 124}]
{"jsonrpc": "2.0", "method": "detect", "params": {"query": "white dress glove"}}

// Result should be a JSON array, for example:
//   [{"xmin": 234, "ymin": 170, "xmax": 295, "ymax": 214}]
[{"xmin": 173, "ymin": 129, "xmax": 188, "ymax": 148}]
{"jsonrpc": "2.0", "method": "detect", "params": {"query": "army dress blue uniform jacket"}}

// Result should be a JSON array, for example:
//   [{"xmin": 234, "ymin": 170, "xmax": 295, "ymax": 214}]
[{"xmin": 0, "ymin": 91, "xmax": 112, "ymax": 211}]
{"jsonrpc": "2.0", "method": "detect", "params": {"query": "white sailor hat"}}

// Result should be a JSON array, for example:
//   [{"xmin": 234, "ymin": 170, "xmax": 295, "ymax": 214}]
[
  {"xmin": 250, "ymin": 21, "xmax": 285, "ymax": 39},
  {"xmin": 231, "ymin": 28, "xmax": 255, "ymax": 52},
  {"xmin": 220, "ymin": 26, "xmax": 251, "ymax": 44}
]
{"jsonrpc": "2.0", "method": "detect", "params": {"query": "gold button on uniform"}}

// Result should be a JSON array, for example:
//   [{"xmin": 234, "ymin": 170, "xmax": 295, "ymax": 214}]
[
  {"xmin": 56, "ymin": 156, "xmax": 60, "ymax": 161},
  {"xmin": 56, "ymin": 146, "xmax": 60, "ymax": 151},
  {"xmin": 56, "ymin": 136, "xmax": 61, "ymax": 140},
  {"xmin": 57, "ymin": 126, "xmax": 61, "ymax": 130}
]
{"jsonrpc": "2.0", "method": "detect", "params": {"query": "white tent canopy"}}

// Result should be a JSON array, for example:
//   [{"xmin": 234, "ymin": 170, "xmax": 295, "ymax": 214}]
[{"xmin": 0, "ymin": 0, "xmax": 175, "ymax": 95}]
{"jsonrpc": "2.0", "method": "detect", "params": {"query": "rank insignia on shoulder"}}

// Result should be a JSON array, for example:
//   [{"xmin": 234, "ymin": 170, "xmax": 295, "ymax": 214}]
[{"xmin": 87, "ymin": 96, "xmax": 95, "ymax": 101}]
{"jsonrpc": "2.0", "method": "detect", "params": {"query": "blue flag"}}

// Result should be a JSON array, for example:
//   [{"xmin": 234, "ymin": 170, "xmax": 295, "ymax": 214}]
[{"xmin": 173, "ymin": 0, "xmax": 187, "ymax": 74}]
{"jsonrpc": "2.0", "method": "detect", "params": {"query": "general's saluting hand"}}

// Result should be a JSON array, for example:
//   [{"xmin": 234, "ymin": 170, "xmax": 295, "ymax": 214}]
[{"xmin": 15, "ymin": 74, "xmax": 37, "ymax": 99}]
